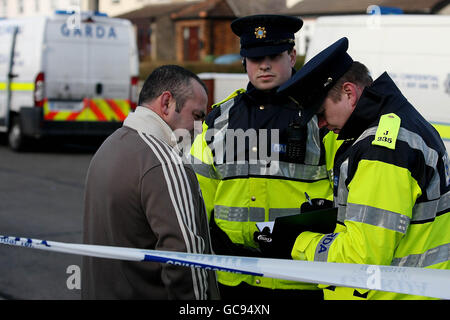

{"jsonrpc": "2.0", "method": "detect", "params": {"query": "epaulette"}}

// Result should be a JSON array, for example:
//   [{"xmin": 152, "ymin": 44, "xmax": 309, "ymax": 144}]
[{"xmin": 372, "ymin": 113, "xmax": 401, "ymax": 150}]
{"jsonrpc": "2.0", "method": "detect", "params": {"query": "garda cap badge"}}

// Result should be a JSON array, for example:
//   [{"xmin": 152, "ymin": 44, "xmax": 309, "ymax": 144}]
[{"xmin": 254, "ymin": 27, "xmax": 267, "ymax": 39}]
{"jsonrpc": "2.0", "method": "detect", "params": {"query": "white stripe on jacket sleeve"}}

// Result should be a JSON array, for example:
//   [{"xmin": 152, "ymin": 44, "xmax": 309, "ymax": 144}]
[{"xmin": 139, "ymin": 132, "xmax": 208, "ymax": 300}]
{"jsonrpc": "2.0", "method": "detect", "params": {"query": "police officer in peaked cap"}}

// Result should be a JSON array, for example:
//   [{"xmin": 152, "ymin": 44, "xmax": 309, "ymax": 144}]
[
  {"xmin": 276, "ymin": 37, "xmax": 450, "ymax": 300},
  {"xmin": 190, "ymin": 14, "xmax": 336, "ymax": 300}
]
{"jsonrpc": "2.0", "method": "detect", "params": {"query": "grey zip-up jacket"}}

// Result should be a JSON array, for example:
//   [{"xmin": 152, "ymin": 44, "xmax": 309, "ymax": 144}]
[{"xmin": 82, "ymin": 107, "xmax": 219, "ymax": 300}]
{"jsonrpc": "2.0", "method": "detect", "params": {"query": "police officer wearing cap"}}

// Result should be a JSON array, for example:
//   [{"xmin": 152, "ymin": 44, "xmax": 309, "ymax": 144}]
[
  {"xmin": 190, "ymin": 15, "xmax": 338, "ymax": 300},
  {"xmin": 277, "ymin": 37, "xmax": 450, "ymax": 300}
]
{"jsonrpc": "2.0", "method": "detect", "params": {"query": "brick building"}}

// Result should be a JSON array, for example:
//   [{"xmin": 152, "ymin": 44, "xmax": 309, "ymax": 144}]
[{"xmin": 118, "ymin": 0, "xmax": 287, "ymax": 62}]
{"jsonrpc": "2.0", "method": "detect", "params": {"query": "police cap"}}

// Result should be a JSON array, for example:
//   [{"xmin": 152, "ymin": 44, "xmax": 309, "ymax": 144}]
[
  {"xmin": 278, "ymin": 37, "xmax": 354, "ymax": 125},
  {"xmin": 231, "ymin": 14, "xmax": 303, "ymax": 58}
]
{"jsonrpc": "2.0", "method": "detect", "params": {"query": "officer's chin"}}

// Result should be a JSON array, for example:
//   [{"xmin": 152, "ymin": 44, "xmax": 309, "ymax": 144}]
[{"xmin": 254, "ymin": 80, "xmax": 279, "ymax": 92}]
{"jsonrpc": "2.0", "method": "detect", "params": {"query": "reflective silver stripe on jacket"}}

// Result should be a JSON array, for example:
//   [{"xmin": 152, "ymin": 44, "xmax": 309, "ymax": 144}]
[
  {"xmin": 209, "ymin": 97, "xmax": 324, "ymax": 177},
  {"xmin": 412, "ymin": 190, "xmax": 450, "ymax": 222},
  {"xmin": 396, "ymin": 128, "xmax": 440, "ymax": 200},
  {"xmin": 354, "ymin": 126, "xmax": 441, "ymax": 200},
  {"xmin": 314, "ymin": 233, "xmax": 340, "ymax": 262},
  {"xmin": 214, "ymin": 98, "xmax": 235, "ymax": 131},
  {"xmin": 305, "ymin": 115, "xmax": 321, "ymax": 166},
  {"xmin": 338, "ymin": 125, "xmax": 445, "ymax": 224},
  {"xmin": 190, "ymin": 155, "xmax": 221, "ymax": 180},
  {"xmin": 391, "ymin": 243, "xmax": 450, "ymax": 268},
  {"xmin": 211, "ymin": 98, "xmax": 235, "ymax": 163},
  {"xmin": 214, "ymin": 205, "xmax": 265, "ymax": 222},
  {"xmin": 215, "ymin": 206, "xmax": 300, "ymax": 223},
  {"xmin": 346, "ymin": 203, "xmax": 410, "ymax": 234},
  {"xmin": 337, "ymin": 159, "xmax": 349, "ymax": 223},
  {"xmin": 191, "ymin": 162, "xmax": 212, "ymax": 178},
  {"xmin": 215, "ymin": 161, "xmax": 328, "ymax": 181}
]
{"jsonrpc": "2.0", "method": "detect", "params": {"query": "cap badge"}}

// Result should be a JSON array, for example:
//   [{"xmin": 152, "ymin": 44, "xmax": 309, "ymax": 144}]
[
  {"xmin": 254, "ymin": 27, "xmax": 267, "ymax": 39},
  {"xmin": 324, "ymin": 77, "xmax": 333, "ymax": 87}
]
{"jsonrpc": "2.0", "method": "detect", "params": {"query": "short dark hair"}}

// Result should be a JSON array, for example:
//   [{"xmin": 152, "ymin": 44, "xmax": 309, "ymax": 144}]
[
  {"xmin": 138, "ymin": 65, "xmax": 207, "ymax": 112},
  {"xmin": 328, "ymin": 61, "xmax": 373, "ymax": 102}
]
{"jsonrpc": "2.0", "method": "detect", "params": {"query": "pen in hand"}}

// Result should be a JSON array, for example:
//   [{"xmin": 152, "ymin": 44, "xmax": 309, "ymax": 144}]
[{"xmin": 305, "ymin": 192, "xmax": 313, "ymax": 206}]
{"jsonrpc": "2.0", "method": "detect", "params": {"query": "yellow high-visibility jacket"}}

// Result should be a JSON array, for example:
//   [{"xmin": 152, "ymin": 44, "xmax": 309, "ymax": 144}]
[
  {"xmin": 190, "ymin": 84, "xmax": 340, "ymax": 290},
  {"xmin": 292, "ymin": 73, "xmax": 450, "ymax": 299}
]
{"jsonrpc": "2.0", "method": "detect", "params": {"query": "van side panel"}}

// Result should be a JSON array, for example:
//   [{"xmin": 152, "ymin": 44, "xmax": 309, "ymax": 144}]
[
  {"xmin": 45, "ymin": 18, "xmax": 133, "ymax": 101},
  {"xmin": 0, "ymin": 18, "xmax": 46, "ymax": 116},
  {"xmin": 44, "ymin": 17, "xmax": 134, "ymax": 123},
  {"xmin": 1, "ymin": 14, "xmax": 139, "ymax": 142},
  {"xmin": 0, "ymin": 24, "xmax": 15, "ymax": 129},
  {"xmin": 44, "ymin": 20, "xmax": 89, "ymax": 102}
]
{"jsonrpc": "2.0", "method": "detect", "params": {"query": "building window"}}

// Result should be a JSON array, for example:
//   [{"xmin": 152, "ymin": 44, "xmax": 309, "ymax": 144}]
[
  {"xmin": 35, "ymin": 0, "xmax": 40, "ymax": 12},
  {"xmin": 112, "ymin": 0, "xmax": 120, "ymax": 4}
]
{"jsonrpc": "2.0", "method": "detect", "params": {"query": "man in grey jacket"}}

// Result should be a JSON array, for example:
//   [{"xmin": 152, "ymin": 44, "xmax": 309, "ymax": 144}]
[{"xmin": 82, "ymin": 65, "xmax": 219, "ymax": 300}]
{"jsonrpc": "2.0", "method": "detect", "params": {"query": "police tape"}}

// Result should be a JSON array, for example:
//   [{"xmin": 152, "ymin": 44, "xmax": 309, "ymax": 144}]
[{"xmin": 1, "ymin": 235, "xmax": 449, "ymax": 299}]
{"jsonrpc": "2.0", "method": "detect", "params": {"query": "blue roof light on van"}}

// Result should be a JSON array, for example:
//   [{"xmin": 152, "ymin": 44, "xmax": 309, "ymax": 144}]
[
  {"xmin": 54, "ymin": 10, "xmax": 108, "ymax": 17},
  {"xmin": 55, "ymin": 10, "xmax": 75, "ymax": 15},
  {"xmin": 94, "ymin": 12, "xmax": 108, "ymax": 17},
  {"xmin": 367, "ymin": 6, "xmax": 403, "ymax": 15}
]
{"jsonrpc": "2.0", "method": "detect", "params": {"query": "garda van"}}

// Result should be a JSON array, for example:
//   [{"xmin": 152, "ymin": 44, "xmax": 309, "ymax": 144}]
[
  {"xmin": 0, "ymin": 11, "xmax": 139, "ymax": 150},
  {"xmin": 305, "ymin": 14, "xmax": 450, "ymax": 152}
]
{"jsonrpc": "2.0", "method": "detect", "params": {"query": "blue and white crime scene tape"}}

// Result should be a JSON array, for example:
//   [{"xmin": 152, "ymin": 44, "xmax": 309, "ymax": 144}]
[{"xmin": 1, "ymin": 235, "xmax": 449, "ymax": 299}]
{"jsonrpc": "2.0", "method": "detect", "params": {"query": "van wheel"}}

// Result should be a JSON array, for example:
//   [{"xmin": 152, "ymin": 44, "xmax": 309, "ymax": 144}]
[{"xmin": 8, "ymin": 117, "xmax": 26, "ymax": 151}]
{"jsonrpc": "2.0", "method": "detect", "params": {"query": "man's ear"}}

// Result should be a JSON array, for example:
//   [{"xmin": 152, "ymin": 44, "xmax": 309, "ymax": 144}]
[
  {"xmin": 342, "ymin": 82, "xmax": 359, "ymax": 109},
  {"xmin": 160, "ymin": 91, "xmax": 172, "ymax": 116},
  {"xmin": 289, "ymin": 48, "xmax": 297, "ymax": 68}
]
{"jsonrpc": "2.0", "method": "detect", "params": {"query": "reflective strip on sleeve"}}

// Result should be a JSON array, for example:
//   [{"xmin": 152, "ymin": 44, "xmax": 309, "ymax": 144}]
[
  {"xmin": 213, "ymin": 98, "xmax": 235, "ymax": 131},
  {"xmin": 412, "ymin": 190, "xmax": 450, "ymax": 223},
  {"xmin": 314, "ymin": 233, "xmax": 340, "ymax": 262},
  {"xmin": 214, "ymin": 205, "xmax": 265, "ymax": 222},
  {"xmin": 355, "ymin": 126, "xmax": 441, "ymax": 200},
  {"xmin": 391, "ymin": 243, "xmax": 450, "ymax": 268},
  {"xmin": 305, "ymin": 116, "xmax": 321, "ymax": 166},
  {"xmin": 211, "ymin": 98, "xmax": 235, "ymax": 162},
  {"xmin": 190, "ymin": 161, "xmax": 220, "ymax": 180},
  {"xmin": 337, "ymin": 159, "xmax": 349, "ymax": 206},
  {"xmin": 346, "ymin": 203, "xmax": 410, "ymax": 234}
]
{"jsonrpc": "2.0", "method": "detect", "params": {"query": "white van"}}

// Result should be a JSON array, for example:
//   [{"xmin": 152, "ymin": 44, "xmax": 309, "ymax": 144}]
[
  {"xmin": 305, "ymin": 14, "xmax": 450, "ymax": 152},
  {"xmin": 0, "ymin": 11, "xmax": 139, "ymax": 150}
]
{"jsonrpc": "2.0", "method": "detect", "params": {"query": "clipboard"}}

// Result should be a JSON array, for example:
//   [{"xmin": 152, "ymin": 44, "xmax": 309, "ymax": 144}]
[{"xmin": 270, "ymin": 207, "xmax": 338, "ymax": 240}]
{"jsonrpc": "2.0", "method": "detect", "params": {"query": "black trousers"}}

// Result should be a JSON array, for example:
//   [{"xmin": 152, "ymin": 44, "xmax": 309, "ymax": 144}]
[{"xmin": 218, "ymin": 282, "xmax": 324, "ymax": 301}]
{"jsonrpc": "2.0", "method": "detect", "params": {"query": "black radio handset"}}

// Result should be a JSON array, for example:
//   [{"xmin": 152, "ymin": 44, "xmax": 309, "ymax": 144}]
[{"xmin": 286, "ymin": 118, "xmax": 307, "ymax": 164}]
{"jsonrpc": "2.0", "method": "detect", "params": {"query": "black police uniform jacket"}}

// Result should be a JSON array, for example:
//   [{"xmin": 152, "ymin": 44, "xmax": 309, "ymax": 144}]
[{"xmin": 191, "ymin": 79, "xmax": 336, "ymax": 290}]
